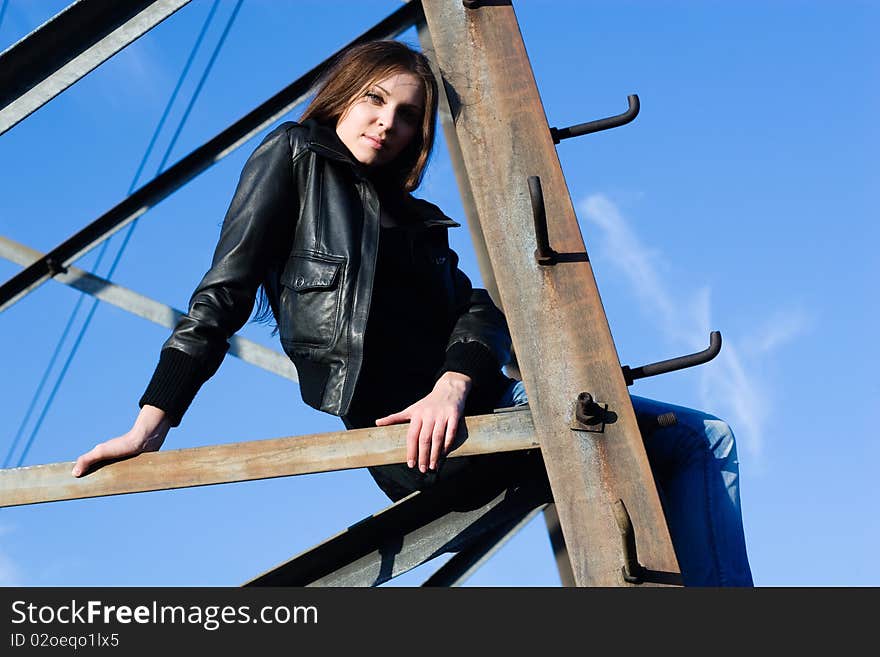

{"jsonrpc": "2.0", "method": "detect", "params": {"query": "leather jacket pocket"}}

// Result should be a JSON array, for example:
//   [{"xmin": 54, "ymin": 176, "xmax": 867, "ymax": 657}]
[{"xmin": 280, "ymin": 251, "xmax": 345, "ymax": 349}]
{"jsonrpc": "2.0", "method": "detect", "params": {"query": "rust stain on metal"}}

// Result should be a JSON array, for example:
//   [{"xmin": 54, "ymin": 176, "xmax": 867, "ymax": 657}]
[{"xmin": 421, "ymin": 0, "xmax": 678, "ymax": 586}]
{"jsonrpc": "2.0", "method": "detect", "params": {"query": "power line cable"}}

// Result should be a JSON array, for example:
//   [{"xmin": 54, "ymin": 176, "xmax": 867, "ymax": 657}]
[
  {"xmin": 4, "ymin": 0, "xmax": 241, "ymax": 467},
  {"xmin": 0, "ymin": 0, "xmax": 9, "ymax": 34},
  {"xmin": 13, "ymin": 0, "xmax": 243, "ymax": 468},
  {"xmin": 3, "ymin": 1, "xmax": 223, "ymax": 468}
]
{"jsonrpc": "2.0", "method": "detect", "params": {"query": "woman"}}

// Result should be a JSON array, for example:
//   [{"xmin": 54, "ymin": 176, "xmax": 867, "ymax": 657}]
[{"xmin": 71, "ymin": 41, "xmax": 752, "ymax": 586}]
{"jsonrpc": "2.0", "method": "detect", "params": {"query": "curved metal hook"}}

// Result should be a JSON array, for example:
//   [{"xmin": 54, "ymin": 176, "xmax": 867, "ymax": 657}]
[
  {"xmin": 622, "ymin": 331, "xmax": 722, "ymax": 385},
  {"xmin": 528, "ymin": 176, "xmax": 559, "ymax": 265},
  {"xmin": 551, "ymin": 94, "xmax": 640, "ymax": 144}
]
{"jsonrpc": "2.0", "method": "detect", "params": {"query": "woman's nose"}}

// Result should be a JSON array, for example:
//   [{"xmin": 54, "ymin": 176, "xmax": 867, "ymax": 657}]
[{"xmin": 377, "ymin": 107, "xmax": 396, "ymax": 131}]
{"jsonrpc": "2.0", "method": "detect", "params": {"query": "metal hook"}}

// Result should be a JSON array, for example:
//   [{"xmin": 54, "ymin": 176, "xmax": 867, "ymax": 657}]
[
  {"xmin": 550, "ymin": 94, "xmax": 640, "ymax": 144},
  {"xmin": 622, "ymin": 331, "xmax": 722, "ymax": 386},
  {"xmin": 528, "ymin": 176, "xmax": 558, "ymax": 266},
  {"xmin": 612, "ymin": 499, "xmax": 645, "ymax": 584}
]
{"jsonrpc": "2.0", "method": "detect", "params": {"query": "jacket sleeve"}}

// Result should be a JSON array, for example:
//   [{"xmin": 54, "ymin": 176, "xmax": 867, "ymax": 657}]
[
  {"xmin": 436, "ymin": 247, "xmax": 514, "ymax": 408},
  {"xmin": 139, "ymin": 123, "xmax": 299, "ymax": 426}
]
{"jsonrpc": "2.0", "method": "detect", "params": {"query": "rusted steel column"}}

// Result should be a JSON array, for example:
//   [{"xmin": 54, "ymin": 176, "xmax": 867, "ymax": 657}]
[
  {"xmin": 420, "ymin": 0, "xmax": 679, "ymax": 585},
  {"xmin": 416, "ymin": 20, "xmax": 500, "ymax": 310},
  {"xmin": 418, "ymin": 16, "xmax": 552, "ymax": 573}
]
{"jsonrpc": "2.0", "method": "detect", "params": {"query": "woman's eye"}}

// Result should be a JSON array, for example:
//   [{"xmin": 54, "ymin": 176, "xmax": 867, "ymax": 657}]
[{"xmin": 365, "ymin": 92, "xmax": 383, "ymax": 104}]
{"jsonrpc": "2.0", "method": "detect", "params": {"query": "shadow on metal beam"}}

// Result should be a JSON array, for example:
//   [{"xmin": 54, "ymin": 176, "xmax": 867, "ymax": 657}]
[{"xmin": 244, "ymin": 457, "xmax": 551, "ymax": 587}]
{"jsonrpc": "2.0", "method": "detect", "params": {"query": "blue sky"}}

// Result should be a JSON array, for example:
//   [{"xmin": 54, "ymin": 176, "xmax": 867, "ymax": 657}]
[{"xmin": 0, "ymin": 0, "xmax": 876, "ymax": 586}]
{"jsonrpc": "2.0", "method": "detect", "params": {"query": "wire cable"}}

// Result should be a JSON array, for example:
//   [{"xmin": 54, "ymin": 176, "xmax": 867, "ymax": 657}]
[
  {"xmin": 2, "ymin": 0, "xmax": 222, "ymax": 469},
  {"xmin": 5, "ymin": 0, "xmax": 245, "ymax": 467},
  {"xmin": 0, "ymin": 0, "xmax": 9, "ymax": 34}
]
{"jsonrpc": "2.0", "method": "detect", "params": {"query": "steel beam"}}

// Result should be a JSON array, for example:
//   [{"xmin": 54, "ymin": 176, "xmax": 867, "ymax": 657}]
[
  {"xmin": 0, "ymin": 0, "xmax": 423, "ymax": 313},
  {"xmin": 419, "ymin": 14, "xmax": 558, "ymax": 581},
  {"xmin": 0, "ymin": 0, "xmax": 191, "ymax": 135},
  {"xmin": 542, "ymin": 503, "xmax": 576, "ymax": 586},
  {"xmin": 421, "ymin": 504, "xmax": 546, "ymax": 586},
  {"xmin": 420, "ymin": 0, "xmax": 679, "ymax": 585},
  {"xmin": 0, "ymin": 235, "xmax": 298, "ymax": 382},
  {"xmin": 415, "ymin": 18, "xmax": 500, "ymax": 310},
  {"xmin": 245, "ymin": 470, "xmax": 551, "ymax": 587},
  {"xmin": 0, "ymin": 407, "xmax": 538, "ymax": 508}
]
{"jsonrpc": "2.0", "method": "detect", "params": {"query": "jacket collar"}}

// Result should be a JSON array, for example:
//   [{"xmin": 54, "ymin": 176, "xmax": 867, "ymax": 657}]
[
  {"xmin": 302, "ymin": 119, "xmax": 459, "ymax": 229},
  {"xmin": 304, "ymin": 118, "xmax": 362, "ymax": 167}
]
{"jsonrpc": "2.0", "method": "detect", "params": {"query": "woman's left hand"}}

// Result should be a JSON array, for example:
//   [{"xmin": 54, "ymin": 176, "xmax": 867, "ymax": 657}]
[{"xmin": 375, "ymin": 371, "xmax": 472, "ymax": 473}]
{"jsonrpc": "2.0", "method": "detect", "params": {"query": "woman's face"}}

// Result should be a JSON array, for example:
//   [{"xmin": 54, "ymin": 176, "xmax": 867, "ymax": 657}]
[{"xmin": 335, "ymin": 71, "xmax": 424, "ymax": 168}]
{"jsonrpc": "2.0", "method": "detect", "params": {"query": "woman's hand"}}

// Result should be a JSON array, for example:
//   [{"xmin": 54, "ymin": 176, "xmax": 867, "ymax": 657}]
[
  {"xmin": 71, "ymin": 405, "xmax": 172, "ymax": 477},
  {"xmin": 375, "ymin": 372, "xmax": 472, "ymax": 473}
]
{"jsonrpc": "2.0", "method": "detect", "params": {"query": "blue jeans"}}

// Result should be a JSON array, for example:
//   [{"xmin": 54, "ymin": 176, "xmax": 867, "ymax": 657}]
[{"xmin": 497, "ymin": 380, "xmax": 753, "ymax": 587}]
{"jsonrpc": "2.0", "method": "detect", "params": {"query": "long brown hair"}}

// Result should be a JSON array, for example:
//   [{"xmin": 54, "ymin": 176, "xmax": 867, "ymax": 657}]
[
  {"xmin": 252, "ymin": 41, "xmax": 439, "ymax": 331},
  {"xmin": 301, "ymin": 40, "xmax": 438, "ymax": 192}
]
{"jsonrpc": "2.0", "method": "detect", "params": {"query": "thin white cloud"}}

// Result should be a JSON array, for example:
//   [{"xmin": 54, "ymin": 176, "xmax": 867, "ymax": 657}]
[
  {"xmin": 579, "ymin": 193, "xmax": 809, "ymax": 462},
  {"xmin": 582, "ymin": 195, "xmax": 679, "ymax": 339},
  {"xmin": 747, "ymin": 308, "xmax": 812, "ymax": 355}
]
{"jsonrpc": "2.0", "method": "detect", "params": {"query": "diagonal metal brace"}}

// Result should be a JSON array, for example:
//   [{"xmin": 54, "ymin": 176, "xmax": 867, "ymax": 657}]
[{"xmin": 244, "ymin": 468, "xmax": 552, "ymax": 587}]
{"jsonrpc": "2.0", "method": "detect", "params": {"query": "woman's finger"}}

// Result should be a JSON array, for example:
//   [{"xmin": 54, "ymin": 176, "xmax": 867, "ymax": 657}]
[
  {"xmin": 429, "ymin": 419, "xmax": 446, "ymax": 470},
  {"xmin": 71, "ymin": 436, "xmax": 135, "ymax": 477},
  {"xmin": 375, "ymin": 409, "xmax": 410, "ymax": 426},
  {"xmin": 443, "ymin": 413, "xmax": 459, "ymax": 454},
  {"xmin": 406, "ymin": 417, "xmax": 422, "ymax": 469},
  {"xmin": 418, "ymin": 416, "xmax": 434, "ymax": 473}
]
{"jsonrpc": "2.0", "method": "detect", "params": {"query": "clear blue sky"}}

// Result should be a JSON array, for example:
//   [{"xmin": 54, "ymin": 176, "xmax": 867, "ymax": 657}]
[{"xmin": 1, "ymin": 0, "xmax": 876, "ymax": 586}]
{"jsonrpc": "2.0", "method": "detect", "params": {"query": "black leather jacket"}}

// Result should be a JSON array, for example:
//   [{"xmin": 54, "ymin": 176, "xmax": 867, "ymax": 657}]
[{"xmin": 144, "ymin": 120, "xmax": 511, "ymax": 423}]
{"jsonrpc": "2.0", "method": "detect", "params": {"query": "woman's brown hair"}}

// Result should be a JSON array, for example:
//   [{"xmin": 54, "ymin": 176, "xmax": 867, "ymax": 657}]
[
  {"xmin": 252, "ymin": 41, "xmax": 439, "ymax": 331},
  {"xmin": 301, "ymin": 40, "xmax": 438, "ymax": 192}
]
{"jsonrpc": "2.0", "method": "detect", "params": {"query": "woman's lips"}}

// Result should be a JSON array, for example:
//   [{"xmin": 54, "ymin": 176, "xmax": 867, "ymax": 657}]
[{"xmin": 363, "ymin": 135, "xmax": 384, "ymax": 150}]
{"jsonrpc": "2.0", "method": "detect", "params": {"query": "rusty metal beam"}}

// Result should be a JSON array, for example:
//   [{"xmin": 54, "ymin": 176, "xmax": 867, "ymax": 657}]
[
  {"xmin": 0, "ymin": 0, "xmax": 192, "ymax": 135},
  {"xmin": 245, "ymin": 469, "xmax": 551, "ymax": 587},
  {"xmin": 415, "ymin": 18, "xmax": 500, "ymax": 310},
  {"xmin": 0, "ymin": 407, "xmax": 537, "ymax": 508},
  {"xmin": 420, "ymin": 0, "xmax": 679, "ymax": 585}
]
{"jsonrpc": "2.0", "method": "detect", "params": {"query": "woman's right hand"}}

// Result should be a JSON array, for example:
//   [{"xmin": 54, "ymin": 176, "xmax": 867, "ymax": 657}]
[{"xmin": 71, "ymin": 405, "xmax": 172, "ymax": 477}]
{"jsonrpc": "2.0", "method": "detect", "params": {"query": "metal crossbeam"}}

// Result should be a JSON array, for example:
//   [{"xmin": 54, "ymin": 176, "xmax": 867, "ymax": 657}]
[
  {"xmin": 0, "ymin": 235, "xmax": 298, "ymax": 382},
  {"xmin": 0, "ymin": 0, "xmax": 423, "ymax": 313},
  {"xmin": 0, "ymin": 0, "xmax": 192, "ymax": 135},
  {"xmin": 421, "ymin": 0, "xmax": 680, "ymax": 585},
  {"xmin": 0, "ymin": 408, "xmax": 537, "ymax": 508},
  {"xmin": 245, "ymin": 469, "xmax": 551, "ymax": 587},
  {"xmin": 421, "ymin": 504, "xmax": 546, "ymax": 586}
]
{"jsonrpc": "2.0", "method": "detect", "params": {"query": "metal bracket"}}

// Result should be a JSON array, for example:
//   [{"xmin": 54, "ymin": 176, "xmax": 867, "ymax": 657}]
[
  {"xmin": 528, "ymin": 175, "xmax": 559, "ymax": 266},
  {"xmin": 612, "ymin": 499, "xmax": 646, "ymax": 584},
  {"xmin": 45, "ymin": 258, "xmax": 68, "ymax": 277},
  {"xmin": 635, "ymin": 411, "xmax": 677, "ymax": 440},
  {"xmin": 550, "ymin": 94, "xmax": 640, "ymax": 144},
  {"xmin": 622, "ymin": 331, "xmax": 722, "ymax": 385},
  {"xmin": 570, "ymin": 392, "xmax": 607, "ymax": 432}
]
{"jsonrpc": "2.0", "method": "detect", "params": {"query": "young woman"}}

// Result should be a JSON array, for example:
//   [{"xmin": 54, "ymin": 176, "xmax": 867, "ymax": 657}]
[{"xmin": 71, "ymin": 41, "xmax": 752, "ymax": 586}]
